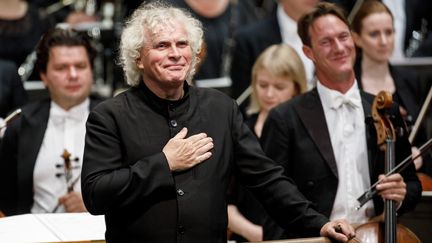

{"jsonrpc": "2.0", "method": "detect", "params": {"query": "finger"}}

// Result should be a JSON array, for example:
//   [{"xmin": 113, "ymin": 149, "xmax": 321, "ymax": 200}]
[
  {"xmin": 187, "ymin": 132, "xmax": 208, "ymax": 144},
  {"xmin": 378, "ymin": 173, "xmax": 403, "ymax": 183},
  {"xmin": 64, "ymin": 195, "xmax": 80, "ymax": 210},
  {"xmin": 379, "ymin": 187, "xmax": 406, "ymax": 195},
  {"xmin": 321, "ymin": 222, "xmax": 348, "ymax": 242},
  {"xmin": 328, "ymin": 226, "xmax": 348, "ymax": 242},
  {"xmin": 379, "ymin": 189, "xmax": 406, "ymax": 201},
  {"xmin": 174, "ymin": 127, "xmax": 188, "ymax": 139},
  {"xmin": 194, "ymin": 137, "xmax": 213, "ymax": 150},
  {"xmin": 387, "ymin": 173, "xmax": 403, "ymax": 181},
  {"xmin": 195, "ymin": 142, "xmax": 214, "ymax": 157},
  {"xmin": 196, "ymin": 151, "xmax": 212, "ymax": 164},
  {"xmin": 377, "ymin": 180, "xmax": 405, "ymax": 192},
  {"xmin": 336, "ymin": 222, "xmax": 356, "ymax": 239}
]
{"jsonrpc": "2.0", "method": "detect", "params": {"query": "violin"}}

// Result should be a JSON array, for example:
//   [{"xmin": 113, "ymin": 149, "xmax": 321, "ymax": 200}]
[
  {"xmin": 57, "ymin": 149, "xmax": 79, "ymax": 193},
  {"xmin": 352, "ymin": 91, "xmax": 420, "ymax": 243},
  {"xmin": 52, "ymin": 149, "xmax": 80, "ymax": 212}
]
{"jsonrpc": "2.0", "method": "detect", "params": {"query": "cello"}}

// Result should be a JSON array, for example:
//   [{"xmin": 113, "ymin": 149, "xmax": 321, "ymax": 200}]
[{"xmin": 352, "ymin": 91, "xmax": 421, "ymax": 243}]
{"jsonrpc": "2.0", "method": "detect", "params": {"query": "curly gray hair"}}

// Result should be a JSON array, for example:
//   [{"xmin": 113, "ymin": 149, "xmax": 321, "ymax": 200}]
[{"xmin": 119, "ymin": 2, "xmax": 204, "ymax": 86}]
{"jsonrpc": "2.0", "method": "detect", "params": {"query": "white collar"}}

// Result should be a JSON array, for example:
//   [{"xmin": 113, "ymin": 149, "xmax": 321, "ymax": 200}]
[
  {"xmin": 50, "ymin": 98, "xmax": 90, "ymax": 122},
  {"xmin": 277, "ymin": 4, "xmax": 298, "ymax": 37},
  {"xmin": 317, "ymin": 80, "xmax": 362, "ymax": 110}
]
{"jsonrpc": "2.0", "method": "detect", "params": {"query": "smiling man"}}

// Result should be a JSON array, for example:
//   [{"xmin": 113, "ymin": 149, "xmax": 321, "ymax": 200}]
[
  {"xmin": 0, "ymin": 28, "xmax": 103, "ymax": 216},
  {"xmin": 81, "ymin": 2, "xmax": 356, "ymax": 243},
  {"xmin": 260, "ymin": 2, "xmax": 421, "ymax": 240}
]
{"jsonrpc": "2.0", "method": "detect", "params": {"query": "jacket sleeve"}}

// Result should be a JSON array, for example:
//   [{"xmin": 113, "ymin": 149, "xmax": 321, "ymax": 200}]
[
  {"xmin": 0, "ymin": 118, "xmax": 21, "ymax": 215},
  {"xmin": 229, "ymin": 100, "xmax": 328, "ymax": 236}
]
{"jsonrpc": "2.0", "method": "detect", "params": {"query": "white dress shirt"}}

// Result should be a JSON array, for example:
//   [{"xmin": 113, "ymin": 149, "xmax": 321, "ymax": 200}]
[
  {"xmin": 317, "ymin": 81, "xmax": 375, "ymax": 224},
  {"xmin": 277, "ymin": 4, "xmax": 315, "ymax": 89},
  {"xmin": 31, "ymin": 98, "xmax": 90, "ymax": 213}
]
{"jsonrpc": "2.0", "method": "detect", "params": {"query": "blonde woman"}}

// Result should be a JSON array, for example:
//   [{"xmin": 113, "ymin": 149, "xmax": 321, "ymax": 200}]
[
  {"xmin": 247, "ymin": 44, "xmax": 307, "ymax": 137},
  {"xmin": 228, "ymin": 44, "xmax": 307, "ymax": 242}
]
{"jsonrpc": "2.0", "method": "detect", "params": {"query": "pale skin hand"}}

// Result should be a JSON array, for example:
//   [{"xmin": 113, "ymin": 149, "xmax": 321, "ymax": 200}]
[
  {"xmin": 58, "ymin": 191, "xmax": 87, "ymax": 212},
  {"xmin": 163, "ymin": 127, "xmax": 214, "ymax": 172},
  {"xmin": 320, "ymin": 219, "xmax": 356, "ymax": 242},
  {"xmin": 227, "ymin": 205, "xmax": 263, "ymax": 241},
  {"xmin": 376, "ymin": 173, "xmax": 406, "ymax": 204}
]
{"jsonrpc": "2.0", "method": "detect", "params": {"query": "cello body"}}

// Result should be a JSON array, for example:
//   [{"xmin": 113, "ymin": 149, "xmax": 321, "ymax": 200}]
[{"xmin": 354, "ymin": 222, "xmax": 420, "ymax": 243}]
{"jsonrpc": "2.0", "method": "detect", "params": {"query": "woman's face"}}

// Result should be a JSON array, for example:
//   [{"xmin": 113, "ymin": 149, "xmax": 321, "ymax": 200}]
[
  {"xmin": 255, "ymin": 68, "xmax": 297, "ymax": 113},
  {"xmin": 354, "ymin": 12, "xmax": 395, "ymax": 62}
]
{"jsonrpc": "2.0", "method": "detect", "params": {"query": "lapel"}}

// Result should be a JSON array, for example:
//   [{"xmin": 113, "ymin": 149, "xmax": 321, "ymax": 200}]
[
  {"xmin": 18, "ymin": 96, "xmax": 101, "ymax": 173},
  {"xmin": 295, "ymin": 89, "xmax": 338, "ymax": 178},
  {"xmin": 17, "ymin": 100, "xmax": 51, "ymax": 202},
  {"xmin": 360, "ymin": 91, "xmax": 378, "ymax": 180}
]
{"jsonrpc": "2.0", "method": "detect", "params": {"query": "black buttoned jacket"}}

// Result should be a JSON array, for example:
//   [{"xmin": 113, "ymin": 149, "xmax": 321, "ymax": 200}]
[{"xmin": 82, "ymin": 82, "xmax": 329, "ymax": 243}]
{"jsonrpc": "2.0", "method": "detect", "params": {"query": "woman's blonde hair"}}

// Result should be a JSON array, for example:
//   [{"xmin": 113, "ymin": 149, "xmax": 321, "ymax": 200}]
[
  {"xmin": 247, "ymin": 44, "xmax": 307, "ymax": 115},
  {"xmin": 119, "ymin": 2, "xmax": 204, "ymax": 86}
]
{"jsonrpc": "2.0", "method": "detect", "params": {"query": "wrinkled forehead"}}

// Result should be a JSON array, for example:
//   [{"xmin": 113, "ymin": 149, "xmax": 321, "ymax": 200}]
[{"xmin": 147, "ymin": 19, "xmax": 187, "ymax": 39}]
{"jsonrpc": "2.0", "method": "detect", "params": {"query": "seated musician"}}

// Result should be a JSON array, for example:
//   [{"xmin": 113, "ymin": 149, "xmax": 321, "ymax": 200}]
[
  {"xmin": 260, "ymin": 2, "xmax": 422, "ymax": 240},
  {"xmin": 0, "ymin": 27, "xmax": 102, "ymax": 215}
]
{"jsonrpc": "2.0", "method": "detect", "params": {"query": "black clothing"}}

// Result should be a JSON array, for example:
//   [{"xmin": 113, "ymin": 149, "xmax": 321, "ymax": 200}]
[
  {"xmin": 82, "ymin": 82, "xmax": 329, "ymax": 243},
  {"xmin": 0, "ymin": 59, "xmax": 28, "ymax": 118},
  {"xmin": 0, "ymin": 4, "xmax": 50, "ymax": 70},
  {"xmin": 228, "ymin": 112, "xmax": 266, "ymax": 242},
  {"xmin": 230, "ymin": 14, "xmax": 281, "ymax": 111}
]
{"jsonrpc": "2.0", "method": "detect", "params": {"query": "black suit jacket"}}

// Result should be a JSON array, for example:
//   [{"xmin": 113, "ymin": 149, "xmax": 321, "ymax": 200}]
[
  {"xmin": 260, "ymin": 88, "xmax": 422, "ymax": 239},
  {"xmin": 230, "ymin": 14, "xmax": 282, "ymax": 102},
  {"xmin": 0, "ymin": 59, "xmax": 28, "ymax": 118},
  {"xmin": 0, "ymin": 97, "xmax": 102, "ymax": 215}
]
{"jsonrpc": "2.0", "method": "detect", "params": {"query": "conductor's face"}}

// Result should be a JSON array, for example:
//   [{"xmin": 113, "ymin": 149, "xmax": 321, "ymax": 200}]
[{"xmin": 137, "ymin": 21, "xmax": 193, "ymax": 89}]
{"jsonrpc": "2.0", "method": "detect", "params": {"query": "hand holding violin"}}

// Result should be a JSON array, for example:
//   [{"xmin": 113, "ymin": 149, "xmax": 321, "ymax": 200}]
[
  {"xmin": 376, "ymin": 173, "xmax": 406, "ymax": 206},
  {"xmin": 320, "ymin": 219, "xmax": 356, "ymax": 242},
  {"xmin": 58, "ymin": 191, "xmax": 87, "ymax": 212}
]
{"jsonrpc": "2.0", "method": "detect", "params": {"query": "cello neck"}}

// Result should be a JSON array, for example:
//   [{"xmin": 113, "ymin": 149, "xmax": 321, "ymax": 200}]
[{"xmin": 384, "ymin": 139, "xmax": 397, "ymax": 243}]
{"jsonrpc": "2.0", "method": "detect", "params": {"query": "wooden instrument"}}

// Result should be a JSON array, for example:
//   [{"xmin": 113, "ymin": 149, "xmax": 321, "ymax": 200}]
[
  {"xmin": 353, "ymin": 91, "xmax": 421, "ymax": 243},
  {"xmin": 52, "ymin": 149, "xmax": 80, "ymax": 212},
  {"xmin": 373, "ymin": 91, "xmax": 397, "ymax": 243}
]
